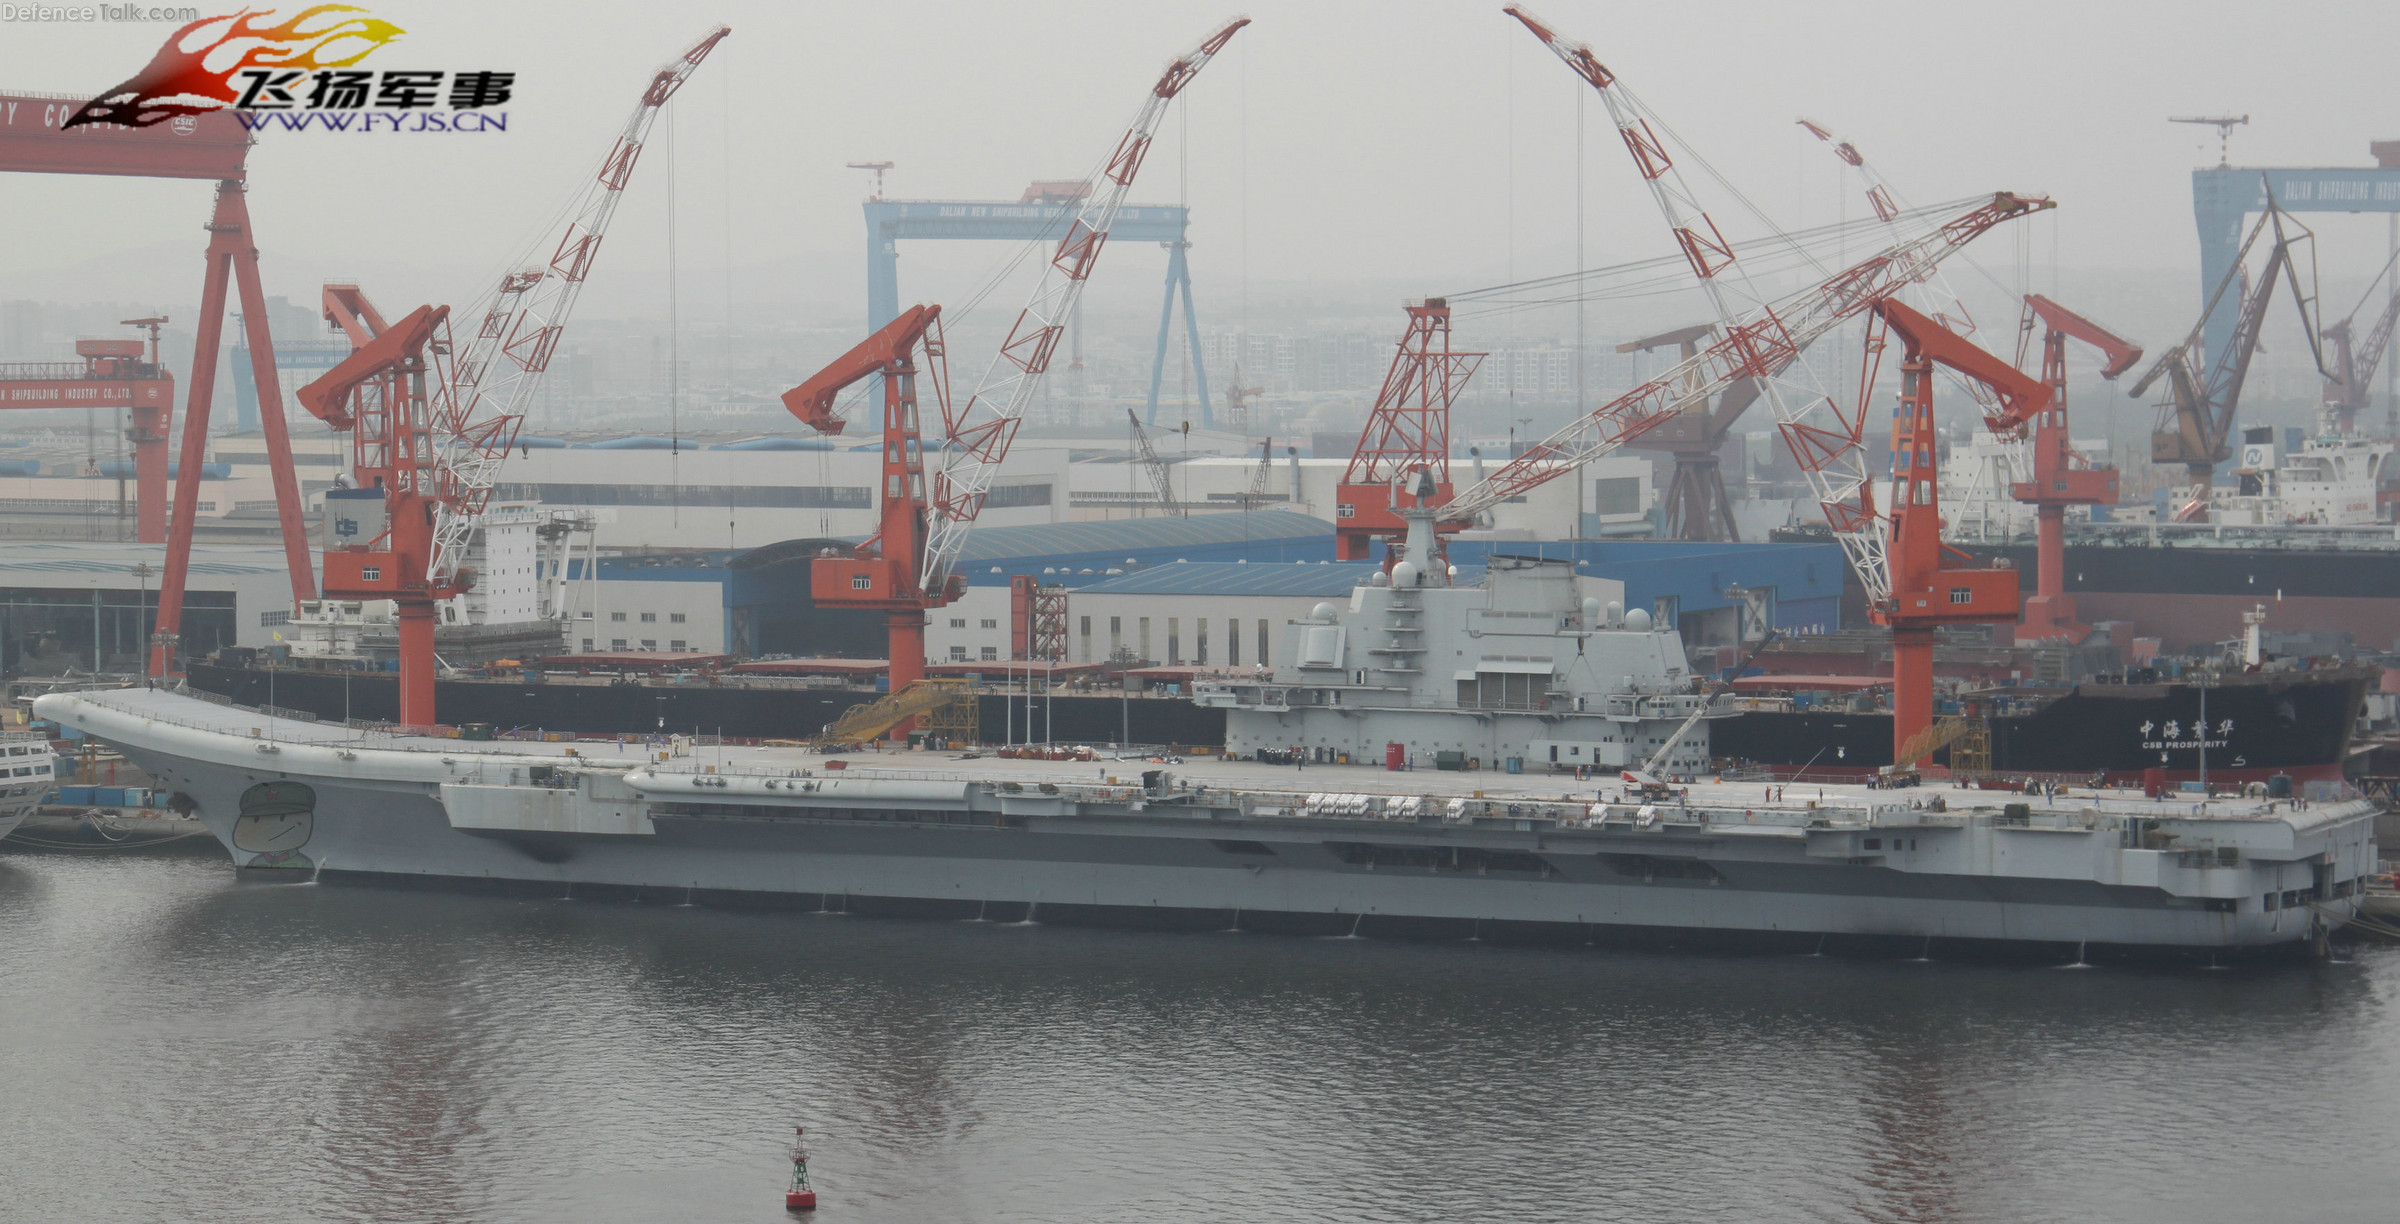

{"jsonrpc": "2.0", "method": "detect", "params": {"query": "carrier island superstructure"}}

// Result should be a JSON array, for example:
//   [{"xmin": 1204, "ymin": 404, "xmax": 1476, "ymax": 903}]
[{"xmin": 1195, "ymin": 554, "xmax": 1720, "ymax": 775}]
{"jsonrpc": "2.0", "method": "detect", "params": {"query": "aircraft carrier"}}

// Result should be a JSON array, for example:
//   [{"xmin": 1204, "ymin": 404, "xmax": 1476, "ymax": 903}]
[{"xmin": 35, "ymin": 681, "xmax": 2377, "ymax": 963}]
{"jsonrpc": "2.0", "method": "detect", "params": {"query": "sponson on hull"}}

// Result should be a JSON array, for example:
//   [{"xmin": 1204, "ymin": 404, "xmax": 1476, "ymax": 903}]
[{"xmin": 33, "ymin": 687, "xmax": 2379, "ymax": 962}]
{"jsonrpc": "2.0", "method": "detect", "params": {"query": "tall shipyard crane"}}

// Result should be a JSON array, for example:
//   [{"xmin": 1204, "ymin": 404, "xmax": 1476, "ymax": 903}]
[
  {"xmin": 2127, "ymin": 195, "xmax": 2324, "ymax": 522},
  {"xmin": 1867, "ymin": 299, "xmax": 2050, "ymax": 765},
  {"xmin": 295, "ymin": 27, "xmax": 729, "ymax": 726},
  {"xmin": 1425, "ymin": 194, "xmax": 2048, "ymax": 577},
  {"xmin": 1491, "ymin": 5, "xmax": 2048, "ymax": 605},
  {"xmin": 915, "ymin": 18, "xmax": 1247, "ymax": 595},
  {"xmin": 2010, "ymin": 294, "xmax": 2140, "ymax": 644},
  {"xmin": 2319, "ymin": 249, "xmax": 2400, "ymax": 435},
  {"xmin": 779, "ymin": 306, "xmax": 952, "ymax": 705},
  {"xmin": 780, "ymin": 20, "xmax": 1244, "ymax": 707}
]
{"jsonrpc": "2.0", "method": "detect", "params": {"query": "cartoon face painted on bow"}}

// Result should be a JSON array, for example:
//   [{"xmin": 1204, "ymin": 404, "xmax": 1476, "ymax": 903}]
[{"xmin": 231, "ymin": 780, "xmax": 316, "ymax": 868}]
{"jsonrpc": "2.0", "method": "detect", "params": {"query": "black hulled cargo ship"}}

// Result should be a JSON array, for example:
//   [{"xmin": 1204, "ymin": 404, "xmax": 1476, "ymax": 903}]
[
  {"xmin": 185, "ymin": 654, "xmax": 2369, "ymax": 785},
  {"xmin": 1955, "ymin": 527, "xmax": 2400, "ymax": 653},
  {"xmin": 1713, "ymin": 669, "xmax": 2371, "ymax": 783}
]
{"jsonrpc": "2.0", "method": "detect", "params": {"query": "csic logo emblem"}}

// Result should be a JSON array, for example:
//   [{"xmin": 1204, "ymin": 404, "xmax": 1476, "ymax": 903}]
[{"xmin": 64, "ymin": 5, "xmax": 513, "ymax": 134}]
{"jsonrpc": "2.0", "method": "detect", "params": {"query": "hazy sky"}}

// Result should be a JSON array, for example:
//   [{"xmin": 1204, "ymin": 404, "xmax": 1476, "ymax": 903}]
[{"xmin": 4, "ymin": 0, "xmax": 2396, "ymax": 344}]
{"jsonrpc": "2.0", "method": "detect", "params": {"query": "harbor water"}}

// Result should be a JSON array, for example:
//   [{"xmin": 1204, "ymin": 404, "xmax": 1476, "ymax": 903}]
[{"xmin": 3, "ymin": 852, "xmax": 2394, "ymax": 1223}]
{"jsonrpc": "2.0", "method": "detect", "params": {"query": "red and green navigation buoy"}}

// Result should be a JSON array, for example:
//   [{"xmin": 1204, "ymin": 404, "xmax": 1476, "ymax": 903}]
[{"xmin": 785, "ymin": 1126, "xmax": 818, "ymax": 1212}]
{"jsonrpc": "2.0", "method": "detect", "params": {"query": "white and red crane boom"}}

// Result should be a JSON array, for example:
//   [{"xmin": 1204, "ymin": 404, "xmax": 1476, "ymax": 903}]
[
  {"xmin": 918, "ymin": 17, "xmax": 1246, "ymax": 593},
  {"xmin": 1502, "ymin": 6, "xmax": 2041, "ymax": 604},
  {"xmin": 293, "ymin": 26, "xmax": 728, "ymax": 727},
  {"xmin": 1443, "ymin": 191, "xmax": 2053, "ymax": 600},
  {"xmin": 426, "ymin": 25, "xmax": 731, "ymax": 589}
]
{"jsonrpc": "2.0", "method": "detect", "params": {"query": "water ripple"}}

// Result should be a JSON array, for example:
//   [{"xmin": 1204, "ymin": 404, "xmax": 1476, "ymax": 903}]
[{"xmin": 0, "ymin": 856, "xmax": 2390, "ymax": 1222}]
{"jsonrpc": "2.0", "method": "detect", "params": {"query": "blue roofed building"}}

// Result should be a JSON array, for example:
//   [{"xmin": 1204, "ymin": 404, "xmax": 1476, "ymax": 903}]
[
  {"xmin": 1442, "ymin": 538, "xmax": 1850, "ymax": 647},
  {"xmin": 633, "ymin": 512, "xmax": 1846, "ymax": 669}
]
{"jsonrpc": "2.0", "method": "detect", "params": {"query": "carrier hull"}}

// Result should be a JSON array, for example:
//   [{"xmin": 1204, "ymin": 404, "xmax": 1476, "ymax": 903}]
[{"xmin": 38, "ymin": 689, "xmax": 2377, "ymax": 962}]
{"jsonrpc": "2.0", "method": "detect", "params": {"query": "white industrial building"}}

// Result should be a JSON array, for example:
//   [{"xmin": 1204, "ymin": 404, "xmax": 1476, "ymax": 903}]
[
  {"xmin": 1071, "ymin": 452, "xmax": 1656, "ymax": 539},
  {"xmin": 0, "ymin": 542, "xmax": 295, "ymax": 674},
  {"xmin": 491, "ymin": 442, "xmax": 1072, "ymax": 551}
]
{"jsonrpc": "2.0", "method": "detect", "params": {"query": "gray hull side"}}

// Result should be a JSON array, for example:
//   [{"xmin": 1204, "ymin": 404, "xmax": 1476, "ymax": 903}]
[{"xmin": 136, "ymin": 744, "xmax": 2335, "ymax": 954}]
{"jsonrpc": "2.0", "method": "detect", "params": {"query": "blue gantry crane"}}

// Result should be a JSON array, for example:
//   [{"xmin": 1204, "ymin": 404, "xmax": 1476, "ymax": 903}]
[
  {"xmin": 860, "ymin": 181, "xmax": 1214, "ymax": 427},
  {"xmin": 2189, "ymin": 136, "xmax": 2400, "ymax": 407}
]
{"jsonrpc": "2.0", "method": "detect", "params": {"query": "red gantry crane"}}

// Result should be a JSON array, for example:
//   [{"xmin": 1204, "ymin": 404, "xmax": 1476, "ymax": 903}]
[
  {"xmin": 1865, "ymin": 299, "xmax": 2049, "ymax": 765},
  {"xmin": 0, "ymin": 318, "xmax": 175, "ymax": 538},
  {"xmin": 781, "ymin": 20, "xmax": 1244, "ymax": 714},
  {"xmin": 0, "ymin": 83, "xmax": 319, "ymax": 673},
  {"xmin": 295, "ymin": 27, "xmax": 728, "ymax": 726},
  {"xmin": 2008, "ymin": 294, "xmax": 2141, "ymax": 644},
  {"xmin": 1405, "ymin": 192, "xmax": 2048, "ymax": 598}
]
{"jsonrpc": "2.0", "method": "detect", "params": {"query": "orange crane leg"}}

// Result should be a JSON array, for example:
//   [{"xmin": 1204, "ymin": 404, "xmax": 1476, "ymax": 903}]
[
  {"xmin": 885, "ymin": 609, "xmax": 929, "ymax": 739},
  {"xmin": 1890, "ymin": 627, "xmax": 1938, "ymax": 761},
  {"xmin": 2015, "ymin": 504, "xmax": 2090, "ymax": 644},
  {"xmin": 395, "ymin": 601, "xmax": 438, "ymax": 728}
]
